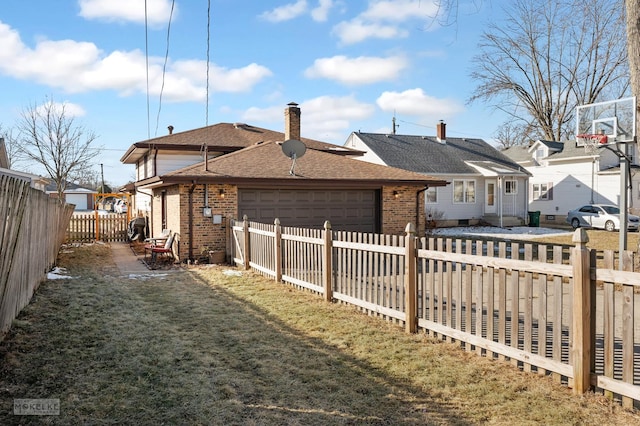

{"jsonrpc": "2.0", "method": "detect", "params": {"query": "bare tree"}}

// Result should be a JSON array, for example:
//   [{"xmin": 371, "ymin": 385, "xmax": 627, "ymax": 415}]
[
  {"xmin": 626, "ymin": 0, "xmax": 640, "ymax": 139},
  {"xmin": 16, "ymin": 98, "xmax": 100, "ymax": 203},
  {"xmin": 469, "ymin": 0, "xmax": 628, "ymax": 141},
  {"xmin": 493, "ymin": 120, "xmax": 539, "ymax": 149}
]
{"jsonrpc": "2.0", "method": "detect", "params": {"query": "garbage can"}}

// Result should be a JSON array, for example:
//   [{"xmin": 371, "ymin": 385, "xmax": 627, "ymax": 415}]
[{"xmin": 528, "ymin": 211, "xmax": 540, "ymax": 227}]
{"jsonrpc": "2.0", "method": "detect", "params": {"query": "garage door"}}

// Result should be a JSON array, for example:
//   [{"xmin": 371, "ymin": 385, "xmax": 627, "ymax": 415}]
[
  {"xmin": 238, "ymin": 189, "xmax": 379, "ymax": 232},
  {"xmin": 65, "ymin": 193, "xmax": 88, "ymax": 210}
]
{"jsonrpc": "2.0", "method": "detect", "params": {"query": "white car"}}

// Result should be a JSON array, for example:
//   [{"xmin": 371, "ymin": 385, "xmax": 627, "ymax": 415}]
[
  {"xmin": 566, "ymin": 204, "xmax": 640, "ymax": 232},
  {"xmin": 113, "ymin": 199, "xmax": 128, "ymax": 214}
]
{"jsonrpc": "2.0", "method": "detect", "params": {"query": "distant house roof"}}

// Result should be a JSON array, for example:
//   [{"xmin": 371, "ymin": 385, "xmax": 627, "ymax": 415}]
[
  {"xmin": 352, "ymin": 132, "xmax": 529, "ymax": 176},
  {"xmin": 136, "ymin": 141, "xmax": 448, "ymax": 189},
  {"xmin": 0, "ymin": 167, "xmax": 49, "ymax": 190},
  {"xmin": 503, "ymin": 140, "xmax": 603, "ymax": 164},
  {"xmin": 44, "ymin": 180, "xmax": 98, "ymax": 194},
  {"xmin": 121, "ymin": 122, "xmax": 361, "ymax": 164}
]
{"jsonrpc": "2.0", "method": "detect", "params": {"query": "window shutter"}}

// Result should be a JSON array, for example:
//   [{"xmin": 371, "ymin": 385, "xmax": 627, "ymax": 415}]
[{"xmin": 548, "ymin": 182, "xmax": 553, "ymax": 200}]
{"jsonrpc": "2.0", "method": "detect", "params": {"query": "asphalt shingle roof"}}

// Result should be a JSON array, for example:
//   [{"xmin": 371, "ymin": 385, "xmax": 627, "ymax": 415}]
[
  {"xmin": 354, "ymin": 133, "xmax": 527, "ymax": 175},
  {"xmin": 121, "ymin": 122, "xmax": 359, "ymax": 163},
  {"xmin": 146, "ymin": 141, "xmax": 448, "ymax": 186}
]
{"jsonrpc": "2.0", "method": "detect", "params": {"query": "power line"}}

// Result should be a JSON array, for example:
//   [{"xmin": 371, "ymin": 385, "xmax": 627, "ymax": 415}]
[{"xmin": 154, "ymin": 0, "xmax": 176, "ymax": 137}]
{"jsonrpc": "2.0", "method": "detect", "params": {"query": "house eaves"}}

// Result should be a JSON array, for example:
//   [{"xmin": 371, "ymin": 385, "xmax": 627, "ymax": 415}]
[{"xmin": 465, "ymin": 161, "xmax": 532, "ymax": 177}]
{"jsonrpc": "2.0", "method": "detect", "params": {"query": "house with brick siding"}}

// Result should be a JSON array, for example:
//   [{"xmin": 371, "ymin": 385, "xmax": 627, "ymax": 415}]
[
  {"xmin": 121, "ymin": 103, "xmax": 448, "ymax": 262},
  {"xmin": 344, "ymin": 122, "xmax": 531, "ymax": 228}
]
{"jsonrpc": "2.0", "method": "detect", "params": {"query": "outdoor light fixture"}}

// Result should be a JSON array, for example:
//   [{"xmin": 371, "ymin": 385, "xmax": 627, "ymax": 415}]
[
  {"xmin": 219, "ymin": 189, "xmax": 225, "ymax": 199},
  {"xmin": 393, "ymin": 191, "xmax": 399, "ymax": 199}
]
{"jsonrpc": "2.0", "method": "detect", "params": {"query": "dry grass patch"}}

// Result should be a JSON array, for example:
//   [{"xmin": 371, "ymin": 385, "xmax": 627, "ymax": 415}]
[{"xmin": 0, "ymin": 243, "xmax": 638, "ymax": 425}]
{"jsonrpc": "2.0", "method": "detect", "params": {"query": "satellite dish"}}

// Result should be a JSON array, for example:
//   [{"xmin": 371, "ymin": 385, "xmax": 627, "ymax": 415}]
[
  {"xmin": 281, "ymin": 139, "xmax": 306, "ymax": 176},
  {"xmin": 282, "ymin": 139, "xmax": 306, "ymax": 159}
]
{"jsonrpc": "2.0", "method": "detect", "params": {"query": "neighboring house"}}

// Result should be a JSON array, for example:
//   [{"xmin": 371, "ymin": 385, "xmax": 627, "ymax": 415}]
[
  {"xmin": 121, "ymin": 103, "xmax": 448, "ymax": 262},
  {"xmin": 503, "ymin": 139, "xmax": 640, "ymax": 226},
  {"xmin": 0, "ymin": 137, "xmax": 49, "ymax": 191},
  {"xmin": 344, "ymin": 122, "xmax": 531, "ymax": 228},
  {"xmin": 45, "ymin": 181, "xmax": 98, "ymax": 210}
]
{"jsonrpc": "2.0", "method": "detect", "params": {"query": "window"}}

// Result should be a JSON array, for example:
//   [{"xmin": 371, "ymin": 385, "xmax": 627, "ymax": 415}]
[
  {"xmin": 426, "ymin": 187, "xmax": 437, "ymax": 203},
  {"xmin": 532, "ymin": 183, "xmax": 549, "ymax": 200},
  {"xmin": 505, "ymin": 180, "xmax": 517, "ymax": 194},
  {"xmin": 453, "ymin": 180, "xmax": 475, "ymax": 203}
]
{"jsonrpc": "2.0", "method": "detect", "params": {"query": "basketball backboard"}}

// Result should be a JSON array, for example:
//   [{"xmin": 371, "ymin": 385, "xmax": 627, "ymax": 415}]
[{"xmin": 576, "ymin": 96, "xmax": 636, "ymax": 145}]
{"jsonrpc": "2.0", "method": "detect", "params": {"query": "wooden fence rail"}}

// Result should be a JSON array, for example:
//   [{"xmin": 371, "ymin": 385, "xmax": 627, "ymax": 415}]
[
  {"xmin": 66, "ymin": 213, "xmax": 128, "ymax": 243},
  {"xmin": 0, "ymin": 175, "xmax": 73, "ymax": 339},
  {"xmin": 231, "ymin": 216, "xmax": 640, "ymax": 408}
]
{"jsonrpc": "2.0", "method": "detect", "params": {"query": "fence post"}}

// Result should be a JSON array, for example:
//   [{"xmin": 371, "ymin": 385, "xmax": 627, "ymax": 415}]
[
  {"xmin": 323, "ymin": 221, "xmax": 333, "ymax": 302},
  {"xmin": 274, "ymin": 218, "xmax": 282, "ymax": 282},
  {"xmin": 571, "ymin": 228, "xmax": 592, "ymax": 394},
  {"xmin": 243, "ymin": 215, "xmax": 250, "ymax": 270},
  {"xmin": 405, "ymin": 222, "xmax": 417, "ymax": 333}
]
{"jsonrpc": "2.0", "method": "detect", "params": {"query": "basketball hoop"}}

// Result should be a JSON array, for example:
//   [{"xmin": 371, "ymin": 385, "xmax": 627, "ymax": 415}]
[{"xmin": 577, "ymin": 133, "xmax": 607, "ymax": 154}]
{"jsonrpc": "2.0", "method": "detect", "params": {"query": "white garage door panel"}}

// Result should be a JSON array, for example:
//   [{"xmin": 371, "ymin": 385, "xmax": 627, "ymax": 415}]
[{"xmin": 66, "ymin": 194, "xmax": 87, "ymax": 210}]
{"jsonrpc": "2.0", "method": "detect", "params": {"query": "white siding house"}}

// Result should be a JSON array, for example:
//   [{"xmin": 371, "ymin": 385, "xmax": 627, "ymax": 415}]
[
  {"xmin": 344, "ymin": 122, "xmax": 531, "ymax": 228},
  {"xmin": 502, "ymin": 140, "xmax": 640, "ymax": 226}
]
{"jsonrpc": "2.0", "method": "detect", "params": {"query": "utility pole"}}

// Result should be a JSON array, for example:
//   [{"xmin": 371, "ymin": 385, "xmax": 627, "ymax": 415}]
[{"xmin": 100, "ymin": 163, "xmax": 105, "ymax": 193}]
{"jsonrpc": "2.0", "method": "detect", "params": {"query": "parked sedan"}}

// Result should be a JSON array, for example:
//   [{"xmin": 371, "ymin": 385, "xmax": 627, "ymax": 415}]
[{"xmin": 566, "ymin": 204, "xmax": 640, "ymax": 232}]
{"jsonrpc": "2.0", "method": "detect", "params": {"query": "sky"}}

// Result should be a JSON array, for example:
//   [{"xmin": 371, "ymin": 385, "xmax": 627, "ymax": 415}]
[{"xmin": 0, "ymin": 0, "xmax": 508, "ymax": 187}]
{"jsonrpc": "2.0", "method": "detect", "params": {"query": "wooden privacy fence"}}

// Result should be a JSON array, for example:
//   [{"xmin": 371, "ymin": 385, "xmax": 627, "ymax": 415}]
[
  {"xmin": 231, "ymin": 217, "xmax": 640, "ymax": 408},
  {"xmin": 66, "ymin": 213, "xmax": 128, "ymax": 243},
  {"xmin": 0, "ymin": 175, "xmax": 74, "ymax": 339}
]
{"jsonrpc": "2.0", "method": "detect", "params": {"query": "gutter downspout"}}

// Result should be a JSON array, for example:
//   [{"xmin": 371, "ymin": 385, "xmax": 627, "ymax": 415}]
[
  {"xmin": 416, "ymin": 186, "xmax": 429, "ymax": 234},
  {"xmin": 188, "ymin": 182, "xmax": 196, "ymax": 262}
]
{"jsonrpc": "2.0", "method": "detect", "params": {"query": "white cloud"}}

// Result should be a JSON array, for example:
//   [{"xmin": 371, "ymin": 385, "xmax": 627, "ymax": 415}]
[
  {"xmin": 78, "ymin": 0, "xmax": 176, "ymax": 26},
  {"xmin": 361, "ymin": 0, "xmax": 437, "ymax": 22},
  {"xmin": 0, "ymin": 21, "xmax": 272, "ymax": 102},
  {"xmin": 376, "ymin": 88, "xmax": 464, "ymax": 118},
  {"xmin": 333, "ymin": 0, "xmax": 437, "ymax": 44},
  {"xmin": 243, "ymin": 96, "xmax": 375, "ymax": 143},
  {"xmin": 36, "ymin": 100, "xmax": 86, "ymax": 117},
  {"xmin": 305, "ymin": 55, "xmax": 407, "ymax": 85},
  {"xmin": 259, "ymin": 0, "xmax": 308, "ymax": 23},
  {"xmin": 311, "ymin": 0, "xmax": 334, "ymax": 22},
  {"xmin": 332, "ymin": 19, "xmax": 408, "ymax": 45}
]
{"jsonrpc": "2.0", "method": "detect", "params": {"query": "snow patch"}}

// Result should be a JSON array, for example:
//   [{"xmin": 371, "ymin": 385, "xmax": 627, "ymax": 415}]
[
  {"xmin": 430, "ymin": 226, "xmax": 573, "ymax": 240},
  {"xmin": 48, "ymin": 267, "xmax": 74, "ymax": 280}
]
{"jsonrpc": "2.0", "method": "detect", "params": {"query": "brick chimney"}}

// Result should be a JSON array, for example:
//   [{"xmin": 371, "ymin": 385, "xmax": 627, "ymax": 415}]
[
  {"xmin": 285, "ymin": 102, "xmax": 301, "ymax": 141},
  {"xmin": 436, "ymin": 120, "xmax": 446, "ymax": 143}
]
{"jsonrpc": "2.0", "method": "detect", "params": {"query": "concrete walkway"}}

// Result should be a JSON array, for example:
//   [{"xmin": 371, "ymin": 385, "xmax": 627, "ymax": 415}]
[{"xmin": 110, "ymin": 242, "xmax": 160, "ymax": 275}]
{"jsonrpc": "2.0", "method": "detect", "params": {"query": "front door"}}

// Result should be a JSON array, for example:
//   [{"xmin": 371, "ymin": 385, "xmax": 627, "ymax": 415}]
[{"xmin": 485, "ymin": 180, "xmax": 497, "ymax": 214}]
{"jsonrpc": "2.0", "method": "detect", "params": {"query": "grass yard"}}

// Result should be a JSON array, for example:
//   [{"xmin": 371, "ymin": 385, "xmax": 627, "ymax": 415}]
[
  {"xmin": 533, "ymin": 228, "xmax": 640, "ymax": 251},
  {"xmin": 1, "ymin": 244, "xmax": 640, "ymax": 425}
]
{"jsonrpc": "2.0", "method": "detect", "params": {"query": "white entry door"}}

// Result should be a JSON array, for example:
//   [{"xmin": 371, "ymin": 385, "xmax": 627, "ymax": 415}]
[{"xmin": 485, "ymin": 180, "xmax": 497, "ymax": 214}]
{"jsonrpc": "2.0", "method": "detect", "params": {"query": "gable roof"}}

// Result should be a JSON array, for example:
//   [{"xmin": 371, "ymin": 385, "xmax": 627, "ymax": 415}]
[
  {"xmin": 503, "ymin": 140, "xmax": 602, "ymax": 164},
  {"xmin": 121, "ymin": 122, "xmax": 360, "ymax": 164},
  {"xmin": 136, "ymin": 141, "xmax": 448, "ymax": 189},
  {"xmin": 44, "ymin": 180, "xmax": 98, "ymax": 193},
  {"xmin": 352, "ymin": 132, "xmax": 528, "ymax": 175}
]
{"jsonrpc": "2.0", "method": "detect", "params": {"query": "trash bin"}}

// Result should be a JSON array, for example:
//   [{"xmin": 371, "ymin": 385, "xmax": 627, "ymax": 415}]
[{"xmin": 528, "ymin": 211, "xmax": 540, "ymax": 227}]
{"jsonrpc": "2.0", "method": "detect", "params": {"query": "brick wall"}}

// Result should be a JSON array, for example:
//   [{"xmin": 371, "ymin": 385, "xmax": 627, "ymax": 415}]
[
  {"xmin": 381, "ymin": 186, "xmax": 426, "ymax": 236},
  {"xmin": 175, "ymin": 183, "xmax": 238, "ymax": 261}
]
